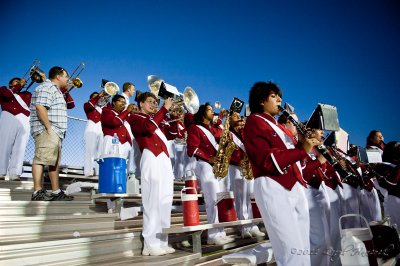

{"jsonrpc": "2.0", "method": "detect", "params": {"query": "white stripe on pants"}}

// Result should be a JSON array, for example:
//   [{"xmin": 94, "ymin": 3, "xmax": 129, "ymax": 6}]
[
  {"xmin": 387, "ymin": 195, "xmax": 400, "ymax": 234},
  {"xmin": 0, "ymin": 112, "xmax": 30, "ymax": 177},
  {"xmin": 254, "ymin": 177, "xmax": 310, "ymax": 266},
  {"xmin": 304, "ymin": 185, "xmax": 331, "ymax": 266},
  {"xmin": 229, "ymin": 164, "xmax": 256, "ymax": 233},
  {"xmin": 323, "ymin": 184, "xmax": 344, "ymax": 266},
  {"xmin": 140, "ymin": 149, "xmax": 174, "ymax": 249},
  {"xmin": 195, "ymin": 160, "xmax": 225, "ymax": 239},
  {"xmin": 84, "ymin": 120, "xmax": 103, "ymax": 176},
  {"xmin": 341, "ymin": 183, "xmax": 361, "ymax": 228},
  {"xmin": 359, "ymin": 188, "xmax": 382, "ymax": 223}
]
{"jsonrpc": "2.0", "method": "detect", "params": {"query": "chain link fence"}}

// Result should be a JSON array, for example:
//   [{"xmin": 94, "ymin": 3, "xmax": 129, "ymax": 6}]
[{"xmin": 24, "ymin": 116, "xmax": 88, "ymax": 167}]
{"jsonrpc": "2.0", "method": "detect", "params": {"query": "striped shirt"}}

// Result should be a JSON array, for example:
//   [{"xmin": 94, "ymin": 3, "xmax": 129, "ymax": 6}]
[{"xmin": 30, "ymin": 79, "xmax": 67, "ymax": 139}]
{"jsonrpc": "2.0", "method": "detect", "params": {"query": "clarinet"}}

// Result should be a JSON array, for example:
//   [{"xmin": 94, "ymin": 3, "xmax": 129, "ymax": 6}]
[{"xmin": 278, "ymin": 106, "xmax": 354, "ymax": 181}]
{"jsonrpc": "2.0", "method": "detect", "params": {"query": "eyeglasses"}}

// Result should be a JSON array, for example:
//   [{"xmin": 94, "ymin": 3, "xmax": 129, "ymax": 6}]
[{"xmin": 116, "ymin": 100, "xmax": 126, "ymax": 104}]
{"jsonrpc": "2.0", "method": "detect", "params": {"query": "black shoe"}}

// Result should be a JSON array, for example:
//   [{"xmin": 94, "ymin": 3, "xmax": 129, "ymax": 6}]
[
  {"xmin": 31, "ymin": 189, "xmax": 52, "ymax": 201},
  {"xmin": 49, "ymin": 190, "xmax": 74, "ymax": 201}
]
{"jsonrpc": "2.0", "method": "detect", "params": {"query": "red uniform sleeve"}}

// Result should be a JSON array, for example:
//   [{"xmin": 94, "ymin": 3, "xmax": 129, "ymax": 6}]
[{"xmin": 186, "ymin": 124, "xmax": 212, "ymax": 162}]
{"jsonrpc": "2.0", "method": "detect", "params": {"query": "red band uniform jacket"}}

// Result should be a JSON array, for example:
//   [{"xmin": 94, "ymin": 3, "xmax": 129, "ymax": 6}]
[
  {"xmin": 0, "ymin": 83, "xmax": 31, "ymax": 116},
  {"xmin": 243, "ymin": 112, "xmax": 310, "ymax": 190},
  {"xmin": 101, "ymin": 106, "xmax": 132, "ymax": 145}
]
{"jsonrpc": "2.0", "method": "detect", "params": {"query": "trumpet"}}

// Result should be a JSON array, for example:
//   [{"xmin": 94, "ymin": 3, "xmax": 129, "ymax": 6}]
[
  {"xmin": 147, "ymin": 75, "xmax": 200, "ymax": 114},
  {"xmin": 22, "ymin": 59, "xmax": 46, "ymax": 91},
  {"xmin": 98, "ymin": 80, "xmax": 120, "ymax": 107},
  {"xmin": 66, "ymin": 62, "xmax": 85, "ymax": 93}
]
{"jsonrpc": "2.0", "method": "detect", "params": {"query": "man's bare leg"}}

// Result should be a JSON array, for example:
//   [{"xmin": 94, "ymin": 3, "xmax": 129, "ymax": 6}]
[{"xmin": 32, "ymin": 164, "xmax": 44, "ymax": 192}]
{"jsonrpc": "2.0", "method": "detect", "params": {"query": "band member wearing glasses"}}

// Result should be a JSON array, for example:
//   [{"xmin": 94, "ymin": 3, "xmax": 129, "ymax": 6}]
[
  {"xmin": 0, "ymin": 77, "xmax": 34, "ymax": 180},
  {"xmin": 186, "ymin": 103, "xmax": 235, "ymax": 246},
  {"xmin": 83, "ymin": 91, "xmax": 106, "ymax": 177},
  {"xmin": 243, "ymin": 81, "xmax": 320, "ymax": 266},
  {"xmin": 127, "ymin": 92, "xmax": 175, "ymax": 256},
  {"xmin": 30, "ymin": 66, "xmax": 73, "ymax": 201},
  {"xmin": 101, "ymin": 95, "xmax": 135, "ymax": 158}
]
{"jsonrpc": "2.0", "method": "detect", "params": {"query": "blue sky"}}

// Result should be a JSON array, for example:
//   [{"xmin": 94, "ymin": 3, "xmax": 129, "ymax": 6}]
[{"xmin": 1, "ymin": 0, "xmax": 399, "ymax": 147}]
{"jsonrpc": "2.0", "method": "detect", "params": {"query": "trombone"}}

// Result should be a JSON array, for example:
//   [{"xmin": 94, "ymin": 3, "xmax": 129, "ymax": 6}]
[
  {"xmin": 147, "ymin": 75, "xmax": 200, "ymax": 114},
  {"xmin": 22, "ymin": 59, "xmax": 45, "ymax": 91},
  {"xmin": 66, "ymin": 62, "xmax": 85, "ymax": 93}
]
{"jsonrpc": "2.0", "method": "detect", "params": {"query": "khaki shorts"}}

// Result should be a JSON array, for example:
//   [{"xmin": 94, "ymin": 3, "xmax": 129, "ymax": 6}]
[{"xmin": 33, "ymin": 129, "xmax": 62, "ymax": 166}]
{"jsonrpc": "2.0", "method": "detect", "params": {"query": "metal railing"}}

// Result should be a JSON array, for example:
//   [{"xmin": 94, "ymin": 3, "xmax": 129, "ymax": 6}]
[{"xmin": 24, "ymin": 116, "xmax": 88, "ymax": 167}]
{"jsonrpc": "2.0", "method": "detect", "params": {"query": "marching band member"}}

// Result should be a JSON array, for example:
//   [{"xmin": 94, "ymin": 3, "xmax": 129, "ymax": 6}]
[
  {"xmin": 127, "ymin": 92, "xmax": 175, "ymax": 256},
  {"xmin": 83, "ymin": 91, "xmax": 106, "ymax": 177},
  {"xmin": 186, "ymin": 103, "xmax": 235, "ymax": 246},
  {"xmin": 228, "ymin": 111, "xmax": 265, "ymax": 238},
  {"xmin": 366, "ymin": 130, "xmax": 385, "ymax": 155},
  {"xmin": 101, "ymin": 95, "xmax": 134, "ymax": 158},
  {"xmin": 301, "ymin": 128, "xmax": 332, "ymax": 266},
  {"xmin": 381, "ymin": 141, "xmax": 400, "ymax": 230},
  {"xmin": 0, "ymin": 77, "xmax": 32, "ymax": 180},
  {"xmin": 243, "ymin": 81, "xmax": 320, "ymax": 266},
  {"xmin": 60, "ymin": 85, "xmax": 75, "ymax": 109},
  {"xmin": 168, "ymin": 108, "xmax": 187, "ymax": 180}
]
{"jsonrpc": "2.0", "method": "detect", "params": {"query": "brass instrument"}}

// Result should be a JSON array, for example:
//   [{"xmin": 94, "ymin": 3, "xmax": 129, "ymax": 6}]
[
  {"xmin": 66, "ymin": 62, "xmax": 85, "ymax": 93},
  {"xmin": 98, "ymin": 80, "xmax": 120, "ymax": 107},
  {"xmin": 213, "ymin": 112, "xmax": 237, "ymax": 179},
  {"xmin": 22, "ymin": 59, "xmax": 45, "ymax": 91},
  {"xmin": 213, "ymin": 98, "xmax": 253, "ymax": 180},
  {"xmin": 147, "ymin": 75, "xmax": 200, "ymax": 114}
]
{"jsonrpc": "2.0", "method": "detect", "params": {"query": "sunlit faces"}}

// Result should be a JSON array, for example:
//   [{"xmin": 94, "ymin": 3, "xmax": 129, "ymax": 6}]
[
  {"xmin": 262, "ymin": 93, "xmax": 282, "ymax": 116},
  {"xmin": 372, "ymin": 132, "xmax": 384, "ymax": 145},
  {"xmin": 229, "ymin": 111, "xmax": 243, "ymax": 128},
  {"xmin": 10, "ymin": 79, "xmax": 21, "ymax": 87},
  {"xmin": 313, "ymin": 129, "xmax": 324, "ymax": 142},
  {"xmin": 140, "ymin": 97, "xmax": 158, "ymax": 115},
  {"xmin": 204, "ymin": 105, "xmax": 214, "ymax": 121},
  {"xmin": 57, "ymin": 71, "xmax": 70, "ymax": 88},
  {"xmin": 113, "ymin": 98, "xmax": 126, "ymax": 112}
]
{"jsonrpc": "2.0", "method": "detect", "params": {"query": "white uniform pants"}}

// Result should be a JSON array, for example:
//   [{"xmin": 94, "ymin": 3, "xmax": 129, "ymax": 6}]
[
  {"xmin": 102, "ymin": 135, "xmax": 131, "ymax": 159},
  {"xmin": 359, "ymin": 188, "xmax": 382, "ymax": 223},
  {"xmin": 140, "ymin": 149, "xmax": 174, "ymax": 249},
  {"xmin": 387, "ymin": 195, "xmax": 400, "ymax": 233},
  {"xmin": 304, "ymin": 185, "xmax": 331, "ymax": 266},
  {"xmin": 341, "ymin": 183, "xmax": 361, "ymax": 228},
  {"xmin": 127, "ymin": 140, "xmax": 141, "ymax": 177},
  {"xmin": 84, "ymin": 120, "xmax": 103, "ymax": 176},
  {"xmin": 229, "ymin": 165, "xmax": 257, "ymax": 233},
  {"xmin": 173, "ymin": 143, "xmax": 186, "ymax": 179},
  {"xmin": 0, "ymin": 112, "xmax": 30, "ymax": 177},
  {"xmin": 254, "ymin": 178, "xmax": 310, "ymax": 266},
  {"xmin": 195, "ymin": 160, "xmax": 225, "ymax": 239},
  {"xmin": 323, "ymin": 184, "xmax": 344, "ymax": 266}
]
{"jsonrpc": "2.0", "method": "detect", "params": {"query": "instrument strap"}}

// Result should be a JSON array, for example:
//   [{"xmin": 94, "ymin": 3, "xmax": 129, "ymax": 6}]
[
  {"xmin": 255, "ymin": 114, "xmax": 304, "ymax": 180},
  {"xmin": 196, "ymin": 125, "xmax": 219, "ymax": 151},
  {"xmin": 13, "ymin": 93, "xmax": 30, "ymax": 112}
]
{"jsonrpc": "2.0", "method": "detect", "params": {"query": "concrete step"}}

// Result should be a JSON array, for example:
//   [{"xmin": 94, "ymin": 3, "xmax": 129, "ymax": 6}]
[
  {"xmin": 0, "ymin": 189, "xmax": 91, "ymax": 201},
  {"xmin": 44, "ymin": 249, "xmax": 201, "ymax": 266},
  {"xmin": 0, "ymin": 231, "xmax": 143, "ymax": 266},
  {"xmin": 0, "ymin": 201, "xmax": 108, "ymax": 216}
]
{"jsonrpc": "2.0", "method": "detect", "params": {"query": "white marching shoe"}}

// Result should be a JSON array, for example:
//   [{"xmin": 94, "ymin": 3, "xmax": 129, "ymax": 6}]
[
  {"xmin": 250, "ymin": 227, "xmax": 265, "ymax": 237},
  {"xmin": 142, "ymin": 247, "xmax": 167, "ymax": 256},
  {"xmin": 163, "ymin": 246, "xmax": 176, "ymax": 254},
  {"xmin": 207, "ymin": 235, "xmax": 235, "ymax": 245}
]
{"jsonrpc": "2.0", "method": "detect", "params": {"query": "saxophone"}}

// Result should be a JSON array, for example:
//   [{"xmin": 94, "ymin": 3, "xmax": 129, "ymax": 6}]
[
  {"xmin": 213, "ymin": 114, "xmax": 237, "ymax": 179},
  {"xmin": 213, "ymin": 114, "xmax": 254, "ymax": 180}
]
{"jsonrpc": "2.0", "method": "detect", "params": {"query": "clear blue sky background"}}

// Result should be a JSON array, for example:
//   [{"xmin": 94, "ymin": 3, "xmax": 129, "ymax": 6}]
[{"xmin": 1, "ymin": 0, "xmax": 399, "ymax": 147}]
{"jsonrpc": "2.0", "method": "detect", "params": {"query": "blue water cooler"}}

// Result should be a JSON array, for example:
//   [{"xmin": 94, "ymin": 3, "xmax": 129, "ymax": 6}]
[{"xmin": 97, "ymin": 155, "xmax": 127, "ymax": 193}]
